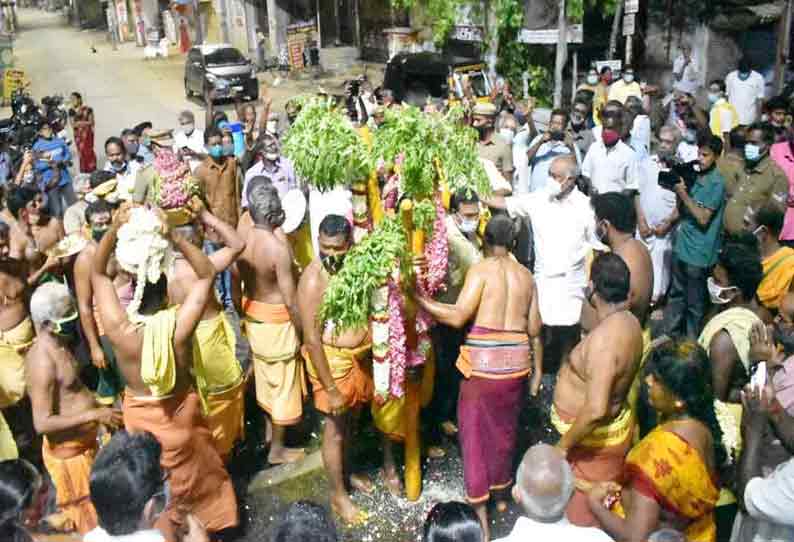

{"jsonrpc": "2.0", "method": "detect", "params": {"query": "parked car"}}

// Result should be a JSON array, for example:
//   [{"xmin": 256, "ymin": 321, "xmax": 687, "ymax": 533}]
[
  {"xmin": 184, "ymin": 44, "xmax": 258, "ymax": 103},
  {"xmin": 382, "ymin": 52, "xmax": 492, "ymax": 107}
]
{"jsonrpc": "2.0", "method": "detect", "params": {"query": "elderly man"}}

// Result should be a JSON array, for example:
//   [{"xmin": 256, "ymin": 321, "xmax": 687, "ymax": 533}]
[
  {"xmin": 553, "ymin": 253, "xmax": 643, "ymax": 527},
  {"xmin": 169, "ymin": 207, "xmax": 246, "ymax": 461},
  {"xmin": 417, "ymin": 215, "xmax": 543, "ymax": 538},
  {"xmin": 173, "ymin": 110, "xmax": 205, "ymax": 172},
  {"xmin": 242, "ymin": 134, "xmax": 298, "ymax": 206},
  {"xmin": 723, "ymin": 122, "xmax": 788, "ymax": 236},
  {"xmin": 235, "ymin": 179, "xmax": 305, "ymax": 465},
  {"xmin": 486, "ymin": 155, "xmax": 602, "ymax": 375},
  {"xmin": 92, "ymin": 206, "xmax": 238, "ymax": 540},
  {"xmin": 62, "ymin": 173, "xmax": 92, "ymax": 236},
  {"xmin": 494, "ymin": 444, "xmax": 613, "ymax": 541},
  {"xmin": 473, "ymin": 102, "xmax": 514, "ymax": 188},
  {"xmin": 26, "ymin": 282, "xmax": 122, "ymax": 534},
  {"xmin": 633, "ymin": 126, "xmax": 680, "ymax": 306}
]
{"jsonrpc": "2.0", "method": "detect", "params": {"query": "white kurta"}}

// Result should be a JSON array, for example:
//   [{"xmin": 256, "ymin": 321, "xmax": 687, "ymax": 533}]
[{"xmin": 505, "ymin": 187, "xmax": 602, "ymax": 326}]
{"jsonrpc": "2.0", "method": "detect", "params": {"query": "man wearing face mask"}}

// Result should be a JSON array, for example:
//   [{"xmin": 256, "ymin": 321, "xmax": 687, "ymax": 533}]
[
  {"xmin": 297, "ymin": 214, "xmax": 375, "ymax": 524},
  {"xmin": 26, "ymin": 282, "xmax": 123, "ymax": 534},
  {"xmin": 173, "ymin": 110, "xmax": 205, "ymax": 173},
  {"xmin": 581, "ymin": 110, "xmax": 638, "ymax": 196},
  {"xmin": 526, "ymin": 109, "xmax": 574, "ymax": 193},
  {"xmin": 120, "ymin": 129, "xmax": 142, "ymax": 165},
  {"xmin": 32, "ymin": 121, "xmax": 75, "ymax": 219},
  {"xmin": 607, "ymin": 66, "xmax": 642, "ymax": 106},
  {"xmin": 660, "ymin": 135, "xmax": 726, "ymax": 341},
  {"xmin": 134, "ymin": 123, "xmax": 155, "ymax": 166},
  {"xmin": 473, "ymin": 102, "xmax": 514, "ymax": 191},
  {"xmin": 103, "ymin": 136, "xmax": 141, "ymax": 201},
  {"xmin": 707, "ymin": 79, "xmax": 739, "ymax": 146},
  {"xmin": 697, "ymin": 236, "xmax": 764, "ymax": 403},
  {"xmin": 723, "ymin": 123, "xmax": 789, "ymax": 235},
  {"xmin": 486, "ymin": 155, "xmax": 604, "ymax": 377},
  {"xmin": 726, "ymin": 58, "xmax": 766, "ymax": 126},
  {"xmin": 242, "ymin": 134, "xmax": 298, "ymax": 206},
  {"xmin": 74, "ymin": 199, "xmax": 124, "ymax": 406}
]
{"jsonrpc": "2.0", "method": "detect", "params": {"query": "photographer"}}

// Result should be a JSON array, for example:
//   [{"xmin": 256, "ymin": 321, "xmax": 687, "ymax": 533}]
[
  {"xmin": 31, "ymin": 120, "xmax": 75, "ymax": 219},
  {"xmin": 525, "ymin": 109, "xmax": 574, "ymax": 193},
  {"xmin": 662, "ymin": 134, "xmax": 727, "ymax": 339}
]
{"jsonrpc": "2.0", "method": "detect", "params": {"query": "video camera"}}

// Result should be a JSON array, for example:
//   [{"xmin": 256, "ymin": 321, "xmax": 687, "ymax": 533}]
[{"xmin": 657, "ymin": 156, "xmax": 699, "ymax": 192}]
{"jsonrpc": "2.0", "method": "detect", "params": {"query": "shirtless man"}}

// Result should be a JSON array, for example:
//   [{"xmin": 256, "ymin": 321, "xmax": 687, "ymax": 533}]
[
  {"xmin": 234, "ymin": 179, "xmax": 305, "ymax": 464},
  {"xmin": 6, "ymin": 186, "xmax": 65, "ymax": 285},
  {"xmin": 26, "ymin": 282, "xmax": 122, "ymax": 534},
  {"xmin": 552, "ymin": 253, "xmax": 643, "ymax": 527},
  {"xmin": 169, "ymin": 206, "xmax": 245, "ymax": 461},
  {"xmin": 581, "ymin": 191, "xmax": 654, "ymax": 332},
  {"xmin": 92, "ymin": 205, "xmax": 238, "ymax": 539},
  {"xmin": 417, "ymin": 215, "xmax": 543, "ymax": 539},
  {"xmin": 297, "ymin": 214, "xmax": 374, "ymax": 523}
]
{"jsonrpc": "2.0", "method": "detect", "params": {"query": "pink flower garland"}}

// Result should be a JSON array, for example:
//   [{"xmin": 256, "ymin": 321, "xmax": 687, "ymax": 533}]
[
  {"xmin": 417, "ymin": 197, "xmax": 449, "ymax": 298},
  {"xmin": 385, "ymin": 277, "xmax": 407, "ymax": 398}
]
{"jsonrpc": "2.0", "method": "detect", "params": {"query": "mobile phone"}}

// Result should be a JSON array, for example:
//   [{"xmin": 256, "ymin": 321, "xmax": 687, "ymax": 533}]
[{"xmin": 751, "ymin": 361, "xmax": 768, "ymax": 392}]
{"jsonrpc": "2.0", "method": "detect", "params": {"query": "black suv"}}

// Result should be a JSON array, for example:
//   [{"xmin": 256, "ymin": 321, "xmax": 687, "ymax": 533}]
[{"xmin": 184, "ymin": 44, "xmax": 259, "ymax": 103}]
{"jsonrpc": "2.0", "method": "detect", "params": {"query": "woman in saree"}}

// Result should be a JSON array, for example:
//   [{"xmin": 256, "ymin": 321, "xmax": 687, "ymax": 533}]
[
  {"xmin": 587, "ymin": 339, "xmax": 728, "ymax": 542},
  {"xmin": 69, "ymin": 93, "xmax": 96, "ymax": 174}
]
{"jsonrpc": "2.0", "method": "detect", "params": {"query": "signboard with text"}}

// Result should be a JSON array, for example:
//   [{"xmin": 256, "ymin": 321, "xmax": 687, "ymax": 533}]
[
  {"xmin": 518, "ymin": 24, "xmax": 583, "ymax": 44},
  {"xmin": 623, "ymin": 13, "xmax": 635, "ymax": 36}
]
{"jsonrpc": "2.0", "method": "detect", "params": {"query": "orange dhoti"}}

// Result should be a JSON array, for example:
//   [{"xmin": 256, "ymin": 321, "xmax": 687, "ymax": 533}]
[
  {"xmin": 302, "ymin": 341, "xmax": 373, "ymax": 415},
  {"xmin": 243, "ymin": 299, "xmax": 305, "ymax": 425},
  {"xmin": 551, "ymin": 403, "xmax": 634, "ymax": 527},
  {"xmin": 123, "ymin": 390, "xmax": 239, "ymax": 537},
  {"xmin": 41, "ymin": 428, "xmax": 99, "ymax": 534}
]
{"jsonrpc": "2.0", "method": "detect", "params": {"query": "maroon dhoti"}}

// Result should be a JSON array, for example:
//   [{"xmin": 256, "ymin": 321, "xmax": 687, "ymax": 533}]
[{"xmin": 456, "ymin": 326, "xmax": 530, "ymax": 503}]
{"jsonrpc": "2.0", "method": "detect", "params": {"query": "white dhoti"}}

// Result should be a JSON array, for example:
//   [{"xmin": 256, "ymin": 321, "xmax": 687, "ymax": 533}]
[
  {"xmin": 536, "ymin": 268, "xmax": 586, "ymax": 327},
  {"xmin": 642, "ymin": 232, "xmax": 674, "ymax": 303}
]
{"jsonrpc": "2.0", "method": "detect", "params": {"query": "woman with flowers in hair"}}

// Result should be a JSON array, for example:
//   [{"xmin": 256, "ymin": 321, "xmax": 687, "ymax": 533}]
[{"xmin": 587, "ymin": 339, "xmax": 727, "ymax": 542}]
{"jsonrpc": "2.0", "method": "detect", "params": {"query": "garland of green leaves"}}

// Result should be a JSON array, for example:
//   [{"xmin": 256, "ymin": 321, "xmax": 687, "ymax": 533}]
[
  {"xmin": 371, "ymin": 105, "xmax": 491, "ymax": 202},
  {"xmin": 319, "ymin": 216, "xmax": 409, "ymax": 333},
  {"xmin": 281, "ymin": 97, "xmax": 371, "ymax": 192}
]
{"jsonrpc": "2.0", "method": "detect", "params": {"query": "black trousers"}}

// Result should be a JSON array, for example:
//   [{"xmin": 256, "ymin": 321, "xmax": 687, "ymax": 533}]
[
  {"xmin": 663, "ymin": 255, "xmax": 709, "ymax": 340},
  {"xmin": 426, "ymin": 324, "xmax": 465, "ymax": 442}
]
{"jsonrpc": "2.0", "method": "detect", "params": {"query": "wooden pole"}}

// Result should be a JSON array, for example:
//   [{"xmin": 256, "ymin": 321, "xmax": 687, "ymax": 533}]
[
  {"xmin": 625, "ymin": 33, "xmax": 632, "ymax": 66},
  {"xmin": 608, "ymin": 0, "xmax": 624, "ymax": 60},
  {"xmin": 553, "ymin": 0, "xmax": 567, "ymax": 108},
  {"xmin": 571, "ymin": 50, "xmax": 578, "ymax": 101}
]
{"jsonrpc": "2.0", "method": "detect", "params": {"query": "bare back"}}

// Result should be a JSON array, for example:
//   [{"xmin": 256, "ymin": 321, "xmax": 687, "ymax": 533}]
[
  {"xmin": 467, "ymin": 256, "xmax": 535, "ymax": 331},
  {"xmin": 614, "ymin": 239, "xmax": 653, "ymax": 325},
  {"xmin": 555, "ymin": 310, "xmax": 643, "ymax": 418},
  {"xmin": 0, "ymin": 261, "xmax": 28, "ymax": 331},
  {"xmin": 238, "ymin": 226, "xmax": 291, "ymax": 304},
  {"xmin": 169, "ymin": 258, "xmax": 222, "ymax": 319}
]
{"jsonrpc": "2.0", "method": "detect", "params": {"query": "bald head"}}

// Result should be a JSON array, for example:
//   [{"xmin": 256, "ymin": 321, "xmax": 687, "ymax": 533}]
[
  {"xmin": 549, "ymin": 155, "xmax": 579, "ymax": 184},
  {"xmin": 514, "ymin": 444, "xmax": 574, "ymax": 522}
]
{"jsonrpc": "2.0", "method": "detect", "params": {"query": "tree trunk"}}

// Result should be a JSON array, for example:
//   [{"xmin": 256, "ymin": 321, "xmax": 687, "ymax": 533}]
[
  {"xmin": 485, "ymin": 0, "xmax": 499, "ymax": 80},
  {"xmin": 608, "ymin": 0, "xmax": 624, "ymax": 60},
  {"xmin": 553, "ymin": 0, "xmax": 567, "ymax": 107}
]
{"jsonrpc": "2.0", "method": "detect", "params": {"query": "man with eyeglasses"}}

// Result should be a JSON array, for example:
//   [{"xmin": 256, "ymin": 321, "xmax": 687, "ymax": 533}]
[
  {"xmin": 569, "ymin": 98, "xmax": 594, "ymax": 157},
  {"xmin": 173, "ymin": 110, "xmax": 205, "ymax": 172}
]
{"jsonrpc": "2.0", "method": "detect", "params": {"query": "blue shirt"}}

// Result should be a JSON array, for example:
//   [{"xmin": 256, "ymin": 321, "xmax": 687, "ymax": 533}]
[
  {"xmin": 674, "ymin": 166, "xmax": 726, "ymax": 268},
  {"xmin": 32, "ymin": 136, "xmax": 72, "ymax": 190}
]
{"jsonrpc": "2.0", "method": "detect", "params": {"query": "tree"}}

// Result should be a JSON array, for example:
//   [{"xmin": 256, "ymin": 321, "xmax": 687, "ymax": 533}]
[{"xmin": 553, "ymin": 0, "xmax": 568, "ymax": 107}]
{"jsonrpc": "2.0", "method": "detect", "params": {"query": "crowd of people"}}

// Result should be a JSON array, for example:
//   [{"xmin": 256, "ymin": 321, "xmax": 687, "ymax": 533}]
[{"xmin": 1, "ymin": 45, "xmax": 794, "ymax": 542}]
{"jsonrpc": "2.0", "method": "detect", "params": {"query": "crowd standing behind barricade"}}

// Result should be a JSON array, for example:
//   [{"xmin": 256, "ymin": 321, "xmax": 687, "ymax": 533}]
[{"xmin": 2, "ymin": 51, "xmax": 794, "ymax": 542}]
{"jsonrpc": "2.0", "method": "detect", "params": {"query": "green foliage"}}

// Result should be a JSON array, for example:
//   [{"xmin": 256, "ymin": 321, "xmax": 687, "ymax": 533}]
[
  {"xmin": 413, "ymin": 199, "xmax": 437, "ymax": 235},
  {"xmin": 281, "ymin": 97, "xmax": 371, "ymax": 192},
  {"xmin": 319, "ymin": 217, "xmax": 407, "ymax": 332},
  {"xmin": 389, "ymin": 0, "xmax": 479, "ymax": 45},
  {"xmin": 371, "ymin": 105, "xmax": 490, "ymax": 201}
]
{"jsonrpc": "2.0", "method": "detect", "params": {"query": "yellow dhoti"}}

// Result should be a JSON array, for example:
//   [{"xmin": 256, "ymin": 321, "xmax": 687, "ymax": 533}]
[
  {"xmin": 627, "ymin": 326, "xmax": 653, "ymax": 416},
  {"xmin": 0, "ymin": 316, "xmax": 34, "ymax": 407},
  {"xmin": 372, "ymin": 351, "xmax": 436, "ymax": 441},
  {"xmin": 243, "ymin": 299, "xmax": 305, "ymax": 425},
  {"xmin": 193, "ymin": 312, "xmax": 244, "ymax": 459},
  {"xmin": 42, "ymin": 429, "xmax": 99, "ymax": 535}
]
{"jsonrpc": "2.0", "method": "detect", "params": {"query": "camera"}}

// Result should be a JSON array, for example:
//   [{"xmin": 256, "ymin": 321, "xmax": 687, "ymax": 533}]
[
  {"xmin": 348, "ymin": 80, "xmax": 360, "ymax": 97},
  {"xmin": 657, "ymin": 157, "xmax": 698, "ymax": 192}
]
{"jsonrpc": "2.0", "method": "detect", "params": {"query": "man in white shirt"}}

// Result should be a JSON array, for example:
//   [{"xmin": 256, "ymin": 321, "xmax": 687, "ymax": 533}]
[
  {"xmin": 173, "ymin": 110, "xmax": 205, "ymax": 173},
  {"xmin": 526, "ymin": 109, "xmax": 574, "ymax": 192},
  {"xmin": 102, "ymin": 136, "xmax": 141, "ymax": 201},
  {"xmin": 726, "ymin": 58, "xmax": 766, "ymax": 126},
  {"xmin": 486, "ymin": 155, "xmax": 604, "ymax": 373},
  {"xmin": 672, "ymin": 42, "xmax": 699, "ymax": 86},
  {"xmin": 634, "ymin": 126, "xmax": 680, "ymax": 306},
  {"xmin": 493, "ymin": 443, "xmax": 613, "ymax": 542},
  {"xmin": 581, "ymin": 111, "xmax": 637, "ymax": 195}
]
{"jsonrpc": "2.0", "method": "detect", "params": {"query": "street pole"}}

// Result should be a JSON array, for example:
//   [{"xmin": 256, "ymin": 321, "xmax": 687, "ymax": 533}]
[
  {"xmin": 108, "ymin": 2, "xmax": 119, "ymax": 51},
  {"xmin": 553, "ymin": 0, "xmax": 567, "ymax": 108},
  {"xmin": 193, "ymin": 0, "xmax": 203, "ymax": 45},
  {"xmin": 775, "ymin": 0, "xmax": 792, "ymax": 93}
]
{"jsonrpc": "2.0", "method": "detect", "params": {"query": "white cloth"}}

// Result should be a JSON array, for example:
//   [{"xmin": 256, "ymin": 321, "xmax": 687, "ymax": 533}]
[
  {"xmin": 513, "ymin": 127, "xmax": 532, "ymax": 194},
  {"xmin": 676, "ymin": 141, "xmax": 698, "ymax": 163},
  {"xmin": 633, "ymin": 154, "xmax": 678, "ymax": 301},
  {"xmin": 103, "ymin": 160, "xmax": 142, "ymax": 201},
  {"xmin": 481, "ymin": 157, "xmax": 513, "ymax": 194},
  {"xmin": 737, "ymin": 457, "xmax": 794, "ymax": 541},
  {"xmin": 527, "ymin": 134, "xmax": 573, "ymax": 193},
  {"xmin": 173, "ymin": 128, "xmax": 206, "ymax": 172},
  {"xmin": 308, "ymin": 186, "xmax": 352, "ymax": 258},
  {"xmin": 673, "ymin": 53, "xmax": 700, "ymax": 84},
  {"xmin": 629, "ymin": 115, "xmax": 651, "ymax": 157},
  {"xmin": 505, "ymin": 187, "xmax": 602, "ymax": 326},
  {"xmin": 581, "ymin": 140, "xmax": 637, "ymax": 195},
  {"xmin": 84, "ymin": 527, "xmax": 166, "ymax": 542},
  {"xmin": 493, "ymin": 516, "xmax": 614, "ymax": 542},
  {"xmin": 726, "ymin": 70, "xmax": 766, "ymax": 125}
]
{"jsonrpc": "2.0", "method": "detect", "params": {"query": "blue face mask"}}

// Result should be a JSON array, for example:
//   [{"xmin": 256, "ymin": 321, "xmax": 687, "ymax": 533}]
[
  {"xmin": 222, "ymin": 143, "xmax": 235, "ymax": 157},
  {"xmin": 208, "ymin": 145, "xmax": 223, "ymax": 159},
  {"xmin": 744, "ymin": 143, "xmax": 761, "ymax": 162},
  {"xmin": 739, "ymin": 71, "xmax": 751, "ymax": 81}
]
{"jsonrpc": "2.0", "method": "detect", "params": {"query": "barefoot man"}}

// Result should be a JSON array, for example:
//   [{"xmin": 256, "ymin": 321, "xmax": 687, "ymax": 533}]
[
  {"xmin": 416, "ymin": 215, "xmax": 543, "ymax": 539},
  {"xmin": 26, "ymin": 282, "xmax": 123, "ymax": 534},
  {"xmin": 297, "ymin": 214, "xmax": 374, "ymax": 523},
  {"xmin": 235, "ymin": 179, "xmax": 305, "ymax": 465},
  {"xmin": 92, "ymin": 206, "xmax": 238, "ymax": 540},
  {"xmin": 7, "ymin": 186, "xmax": 65, "ymax": 285},
  {"xmin": 169, "ymin": 206, "xmax": 246, "ymax": 461},
  {"xmin": 552, "ymin": 253, "xmax": 643, "ymax": 527},
  {"xmin": 0, "ymin": 221, "xmax": 35, "ymax": 460}
]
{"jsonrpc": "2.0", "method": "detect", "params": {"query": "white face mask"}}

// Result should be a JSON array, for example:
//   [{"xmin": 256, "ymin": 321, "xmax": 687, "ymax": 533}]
[
  {"xmin": 707, "ymin": 277, "xmax": 737, "ymax": 305},
  {"xmin": 499, "ymin": 128, "xmax": 515, "ymax": 142},
  {"xmin": 458, "ymin": 216, "xmax": 479, "ymax": 233},
  {"xmin": 707, "ymin": 93, "xmax": 720, "ymax": 104},
  {"xmin": 623, "ymin": 74, "xmax": 635, "ymax": 83},
  {"xmin": 264, "ymin": 152, "xmax": 279, "ymax": 161},
  {"xmin": 266, "ymin": 120, "xmax": 278, "ymax": 134},
  {"xmin": 547, "ymin": 182, "xmax": 562, "ymax": 200}
]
